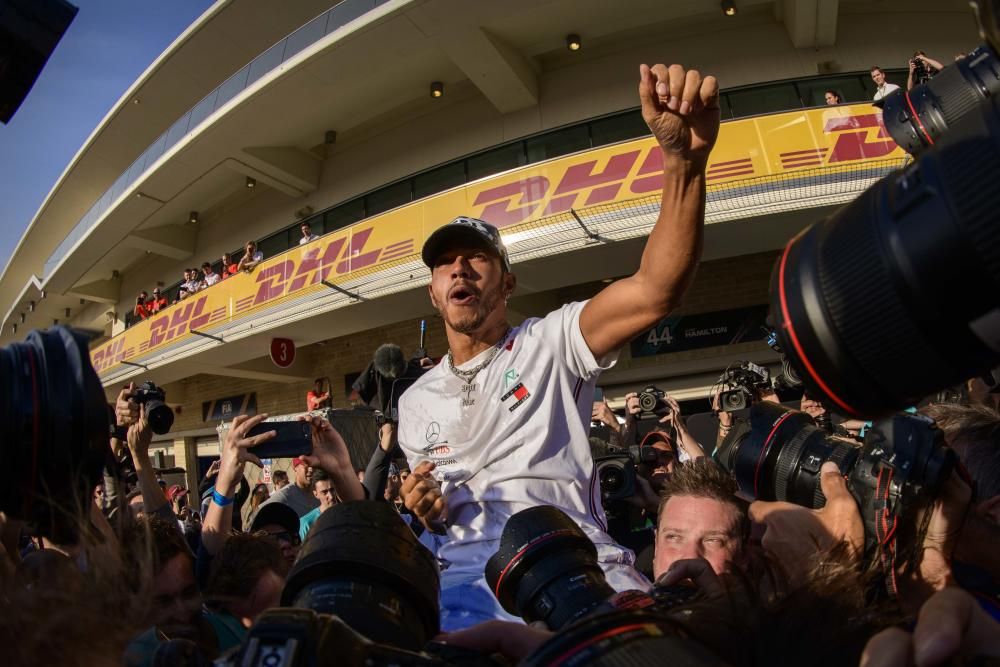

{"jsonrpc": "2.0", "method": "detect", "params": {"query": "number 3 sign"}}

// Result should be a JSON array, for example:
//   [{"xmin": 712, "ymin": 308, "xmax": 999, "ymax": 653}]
[{"xmin": 269, "ymin": 338, "xmax": 296, "ymax": 368}]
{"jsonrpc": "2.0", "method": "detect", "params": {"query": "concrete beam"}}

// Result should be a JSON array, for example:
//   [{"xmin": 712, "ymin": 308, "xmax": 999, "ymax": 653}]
[
  {"xmin": 780, "ymin": 0, "xmax": 839, "ymax": 49},
  {"xmin": 236, "ymin": 147, "xmax": 322, "ymax": 196},
  {"xmin": 202, "ymin": 365, "xmax": 311, "ymax": 384},
  {"xmin": 409, "ymin": 3, "xmax": 538, "ymax": 114},
  {"xmin": 123, "ymin": 224, "xmax": 197, "ymax": 260},
  {"xmin": 67, "ymin": 276, "xmax": 121, "ymax": 305}
]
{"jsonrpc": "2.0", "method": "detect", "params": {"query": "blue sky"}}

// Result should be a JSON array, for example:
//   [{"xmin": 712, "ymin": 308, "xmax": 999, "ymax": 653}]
[{"xmin": 0, "ymin": 0, "xmax": 213, "ymax": 271}]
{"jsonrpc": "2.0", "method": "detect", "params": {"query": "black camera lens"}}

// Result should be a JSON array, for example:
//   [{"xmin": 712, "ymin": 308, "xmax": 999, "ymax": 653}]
[
  {"xmin": 281, "ymin": 501, "xmax": 440, "ymax": 652},
  {"xmin": 133, "ymin": 382, "xmax": 174, "ymax": 435},
  {"xmin": 599, "ymin": 466, "xmax": 625, "ymax": 494},
  {"xmin": 771, "ymin": 92, "xmax": 1000, "ymax": 418},
  {"xmin": 638, "ymin": 392, "xmax": 658, "ymax": 412},
  {"xmin": 0, "ymin": 326, "xmax": 109, "ymax": 541},
  {"xmin": 882, "ymin": 46, "xmax": 1000, "ymax": 156},
  {"xmin": 485, "ymin": 506, "xmax": 616, "ymax": 630},
  {"xmin": 715, "ymin": 402, "xmax": 859, "ymax": 507}
]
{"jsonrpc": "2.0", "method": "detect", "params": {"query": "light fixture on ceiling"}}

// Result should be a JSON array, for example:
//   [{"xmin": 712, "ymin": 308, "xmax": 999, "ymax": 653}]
[
  {"xmin": 189, "ymin": 211, "xmax": 199, "ymax": 224},
  {"xmin": 12, "ymin": 324, "xmax": 16, "ymax": 334},
  {"xmin": 28, "ymin": 301, "xmax": 35, "ymax": 312},
  {"xmin": 721, "ymin": 0, "xmax": 737, "ymax": 16},
  {"xmin": 132, "ymin": 98, "xmax": 141, "ymax": 105},
  {"xmin": 325, "ymin": 130, "xmax": 337, "ymax": 145},
  {"xmin": 246, "ymin": 176, "xmax": 256, "ymax": 189},
  {"xmin": 40, "ymin": 290, "xmax": 46, "ymax": 299},
  {"xmin": 430, "ymin": 81, "xmax": 444, "ymax": 98},
  {"xmin": 19, "ymin": 313, "xmax": 25, "ymax": 323},
  {"xmin": 65, "ymin": 308, "xmax": 71, "ymax": 318},
  {"xmin": 53, "ymin": 319, "xmax": 59, "ymax": 326},
  {"xmin": 566, "ymin": 34, "xmax": 582, "ymax": 51}
]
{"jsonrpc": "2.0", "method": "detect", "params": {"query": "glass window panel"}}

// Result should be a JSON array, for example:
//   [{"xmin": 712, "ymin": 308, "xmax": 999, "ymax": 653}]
[
  {"xmin": 727, "ymin": 83, "xmax": 802, "ymax": 118},
  {"xmin": 257, "ymin": 231, "xmax": 289, "ymax": 259},
  {"xmin": 413, "ymin": 161, "xmax": 466, "ymax": 199},
  {"xmin": 797, "ymin": 75, "xmax": 870, "ymax": 106},
  {"xmin": 589, "ymin": 110, "xmax": 649, "ymax": 146},
  {"xmin": 283, "ymin": 14, "xmax": 326, "ymax": 61},
  {"xmin": 163, "ymin": 112, "xmax": 192, "ymax": 152},
  {"xmin": 719, "ymin": 94, "xmax": 736, "ymax": 120},
  {"xmin": 325, "ymin": 199, "xmax": 366, "ymax": 231},
  {"xmin": 303, "ymin": 214, "xmax": 324, "ymax": 236},
  {"xmin": 327, "ymin": 0, "xmax": 375, "ymax": 33},
  {"xmin": 467, "ymin": 142, "xmax": 526, "ymax": 181},
  {"xmin": 215, "ymin": 66, "xmax": 250, "ymax": 108},
  {"xmin": 366, "ymin": 180, "xmax": 411, "ymax": 216},
  {"xmin": 525, "ymin": 124, "xmax": 590, "ymax": 162},
  {"xmin": 188, "ymin": 90, "xmax": 219, "ymax": 130},
  {"xmin": 246, "ymin": 41, "xmax": 285, "ymax": 87}
]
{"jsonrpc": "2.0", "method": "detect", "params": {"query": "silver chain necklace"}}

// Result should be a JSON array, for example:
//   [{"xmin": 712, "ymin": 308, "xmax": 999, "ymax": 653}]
[{"xmin": 447, "ymin": 327, "xmax": 510, "ymax": 407}]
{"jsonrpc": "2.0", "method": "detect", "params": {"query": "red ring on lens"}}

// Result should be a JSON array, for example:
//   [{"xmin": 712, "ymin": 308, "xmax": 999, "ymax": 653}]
[
  {"xmin": 903, "ymin": 90, "xmax": 935, "ymax": 147},
  {"xmin": 492, "ymin": 530, "xmax": 572, "ymax": 599},
  {"xmin": 754, "ymin": 410, "xmax": 795, "ymax": 498},
  {"xmin": 777, "ymin": 238, "xmax": 859, "ymax": 416}
]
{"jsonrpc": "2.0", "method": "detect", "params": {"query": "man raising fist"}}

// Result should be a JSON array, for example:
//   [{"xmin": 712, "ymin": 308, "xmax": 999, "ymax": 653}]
[{"xmin": 397, "ymin": 62, "xmax": 720, "ymax": 630}]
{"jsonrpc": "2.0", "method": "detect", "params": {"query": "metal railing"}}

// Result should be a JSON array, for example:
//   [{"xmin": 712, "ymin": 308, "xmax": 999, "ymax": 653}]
[{"xmin": 43, "ymin": 0, "xmax": 391, "ymax": 278}]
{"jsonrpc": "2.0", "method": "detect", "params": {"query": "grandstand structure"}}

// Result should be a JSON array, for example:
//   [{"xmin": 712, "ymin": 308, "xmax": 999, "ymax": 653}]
[{"xmin": 0, "ymin": 0, "xmax": 976, "ymax": 481}]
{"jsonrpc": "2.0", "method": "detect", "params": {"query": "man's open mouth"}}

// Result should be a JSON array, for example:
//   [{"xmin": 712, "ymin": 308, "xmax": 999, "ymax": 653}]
[{"xmin": 449, "ymin": 284, "xmax": 479, "ymax": 305}]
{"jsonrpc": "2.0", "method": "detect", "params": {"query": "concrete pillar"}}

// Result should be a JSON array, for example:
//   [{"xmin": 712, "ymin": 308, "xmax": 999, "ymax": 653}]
[{"xmin": 172, "ymin": 436, "xmax": 200, "ymax": 494}]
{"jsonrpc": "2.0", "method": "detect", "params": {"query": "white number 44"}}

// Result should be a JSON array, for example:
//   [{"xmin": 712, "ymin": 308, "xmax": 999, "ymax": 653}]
[{"xmin": 647, "ymin": 326, "xmax": 673, "ymax": 346}]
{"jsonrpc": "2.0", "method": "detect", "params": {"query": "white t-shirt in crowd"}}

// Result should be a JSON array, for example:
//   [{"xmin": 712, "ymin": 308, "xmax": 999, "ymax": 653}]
[
  {"xmin": 299, "ymin": 234, "xmax": 319, "ymax": 245},
  {"xmin": 203, "ymin": 272, "xmax": 220, "ymax": 287},
  {"xmin": 873, "ymin": 82, "xmax": 900, "ymax": 101},
  {"xmin": 397, "ymin": 301, "xmax": 635, "ymax": 586}
]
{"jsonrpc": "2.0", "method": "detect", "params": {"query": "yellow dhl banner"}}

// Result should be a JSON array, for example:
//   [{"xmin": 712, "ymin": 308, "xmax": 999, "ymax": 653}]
[{"xmin": 91, "ymin": 103, "xmax": 903, "ymax": 374}]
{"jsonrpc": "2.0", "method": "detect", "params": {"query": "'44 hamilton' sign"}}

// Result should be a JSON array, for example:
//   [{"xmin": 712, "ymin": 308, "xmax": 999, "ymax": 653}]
[{"xmin": 631, "ymin": 305, "xmax": 769, "ymax": 358}]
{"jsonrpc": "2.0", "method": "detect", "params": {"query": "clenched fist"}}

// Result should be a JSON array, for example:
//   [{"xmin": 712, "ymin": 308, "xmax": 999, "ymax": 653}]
[{"xmin": 639, "ymin": 63, "xmax": 720, "ymax": 165}]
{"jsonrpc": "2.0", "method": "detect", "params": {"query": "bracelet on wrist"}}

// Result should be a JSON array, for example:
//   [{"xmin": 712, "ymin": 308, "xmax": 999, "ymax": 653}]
[{"xmin": 211, "ymin": 487, "xmax": 234, "ymax": 507}]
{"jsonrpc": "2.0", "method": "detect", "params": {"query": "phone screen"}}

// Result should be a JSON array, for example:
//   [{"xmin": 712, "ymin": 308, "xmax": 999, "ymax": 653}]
[
  {"xmin": 245, "ymin": 421, "xmax": 313, "ymax": 459},
  {"xmin": 593, "ymin": 387, "xmax": 605, "ymax": 402}
]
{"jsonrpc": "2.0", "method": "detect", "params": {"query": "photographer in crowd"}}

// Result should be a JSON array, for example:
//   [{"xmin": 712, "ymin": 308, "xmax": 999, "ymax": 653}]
[
  {"xmin": 397, "ymin": 60, "xmax": 720, "ymax": 629},
  {"xmin": 907, "ymin": 50, "xmax": 944, "ymax": 90}
]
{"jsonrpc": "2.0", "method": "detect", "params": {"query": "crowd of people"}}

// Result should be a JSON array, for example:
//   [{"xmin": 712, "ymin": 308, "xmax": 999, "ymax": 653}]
[
  {"xmin": 129, "ymin": 223, "xmax": 322, "ymax": 326},
  {"xmin": 3, "ymin": 60, "xmax": 999, "ymax": 667}
]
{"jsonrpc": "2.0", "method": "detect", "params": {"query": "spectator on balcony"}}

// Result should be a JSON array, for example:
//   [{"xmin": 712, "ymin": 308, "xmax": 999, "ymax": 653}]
[
  {"xmin": 186, "ymin": 268, "xmax": 204, "ymax": 294},
  {"xmin": 870, "ymin": 66, "xmax": 899, "ymax": 101},
  {"xmin": 307, "ymin": 377, "xmax": 332, "ymax": 411},
  {"xmin": 237, "ymin": 241, "xmax": 263, "ymax": 273},
  {"xmin": 824, "ymin": 90, "xmax": 841, "ymax": 105},
  {"xmin": 201, "ymin": 262, "xmax": 221, "ymax": 288},
  {"xmin": 299, "ymin": 222, "xmax": 319, "ymax": 246},
  {"xmin": 221, "ymin": 253, "xmax": 239, "ymax": 278},
  {"xmin": 133, "ymin": 291, "xmax": 150, "ymax": 321},
  {"xmin": 908, "ymin": 51, "xmax": 944, "ymax": 90},
  {"xmin": 176, "ymin": 286, "xmax": 190, "ymax": 303},
  {"xmin": 149, "ymin": 288, "xmax": 168, "ymax": 314}
]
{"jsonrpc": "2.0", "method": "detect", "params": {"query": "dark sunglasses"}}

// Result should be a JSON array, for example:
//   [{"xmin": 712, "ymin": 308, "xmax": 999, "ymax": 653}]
[{"xmin": 268, "ymin": 531, "xmax": 301, "ymax": 547}]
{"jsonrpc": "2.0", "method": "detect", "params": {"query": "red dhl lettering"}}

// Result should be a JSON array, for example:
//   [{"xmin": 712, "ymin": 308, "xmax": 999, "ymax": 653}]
[
  {"xmin": 471, "ymin": 147, "xmax": 667, "ymax": 227},
  {"xmin": 148, "ymin": 296, "xmax": 210, "ymax": 347},
  {"xmin": 92, "ymin": 337, "xmax": 125, "ymax": 373},
  {"xmin": 253, "ymin": 228, "xmax": 386, "ymax": 307},
  {"xmin": 824, "ymin": 113, "xmax": 898, "ymax": 163}
]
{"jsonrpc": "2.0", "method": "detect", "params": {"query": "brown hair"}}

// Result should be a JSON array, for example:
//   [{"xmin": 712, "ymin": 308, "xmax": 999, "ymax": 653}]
[
  {"xmin": 921, "ymin": 402, "xmax": 1000, "ymax": 498},
  {"xmin": 204, "ymin": 532, "xmax": 286, "ymax": 608},
  {"xmin": 657, "ymin": 458, "xmax": 751, "ymax": 547}
]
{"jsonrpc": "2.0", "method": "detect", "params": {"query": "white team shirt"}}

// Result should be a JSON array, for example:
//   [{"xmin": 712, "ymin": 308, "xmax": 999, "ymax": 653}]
[
  {"xmin": 397, "ymin": 301, "xmax": 629, "ymax": 584},
  {"xmin": 873, "ymin": 82, "xmax": 900, "ymax": 101}
]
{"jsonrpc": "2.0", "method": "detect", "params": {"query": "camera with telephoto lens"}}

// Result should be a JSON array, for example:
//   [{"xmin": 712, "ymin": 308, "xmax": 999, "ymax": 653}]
[
  {"xmin": 715, "ymin": 402, "xmax": 956, "ymax": 557},
  {"xmin": 131, "ymin": 380, "xmax": 174, "ymax": 434},
  {"xmin": 484, "ymin": 506, "xmax": 728, "ymax": 666},
  {"xmin": 637, "ymin": 385, "xmax": 671, "ymax": 417},
  {"xmin": 0, "ymin": 326, "xmax": 109, "ymax": 543},
  {"xmin": 716, "ymin": 361, "xmax": 771, "ymax": 412},
  {"xmin": 883, "ymin": 45, "xmax": 1000, "ymax": 156},
  {"xmin": 594, "ymin": 444, "xmax": 658, "ymax": 504},
  {"xmin": 215, "ymin": 501, "xmax": 500, "ymax": 667}
]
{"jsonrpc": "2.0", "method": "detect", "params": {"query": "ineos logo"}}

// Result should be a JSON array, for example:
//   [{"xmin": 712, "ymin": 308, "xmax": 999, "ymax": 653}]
[{"xmin": 426, "ymin": 421, "xmax": 441, "ymax": 444}]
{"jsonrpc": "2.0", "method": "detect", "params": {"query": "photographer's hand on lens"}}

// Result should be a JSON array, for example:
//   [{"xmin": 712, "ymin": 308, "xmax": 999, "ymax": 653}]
[
  {"xmin": 402, "ymin": 460, "xmax": 448, "ymax": 534},
  {"xmin": 437, "ymin": 620, "xmax": 553, "ymax": 661},
  {"xmin": 653, "ymin": 557, "xmax": 725, "ymax": 598},
  {"xmin": 625, "ymin": 392, "xmax": 642, "ymax": 416},
  {"xmin": 299, "ymin": 415, "xmax": 366, "ymax": 501},
  {"xmin": 749, "ymin": 461, "xmax": 865, "ymax": 587},
  {"xmin": 860, "ymin": 587, "xmax": 1000, "ymax": 667}
]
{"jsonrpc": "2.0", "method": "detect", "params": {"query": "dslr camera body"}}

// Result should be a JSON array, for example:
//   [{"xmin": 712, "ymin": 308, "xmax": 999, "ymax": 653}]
[
  {"xmin": 716, "ymin": 361, "xmax": 771, "ymax": 412},
  {"xmin": 132, "ymin": 380, "xmax": 174, "ymax": 434},
  {"xmin": 715, "ymin": 402, "xmax": 956, "ymax": 558},
  {"xmin": 636, "ymin": 384, "xmax": 671, "ymax": 417}
]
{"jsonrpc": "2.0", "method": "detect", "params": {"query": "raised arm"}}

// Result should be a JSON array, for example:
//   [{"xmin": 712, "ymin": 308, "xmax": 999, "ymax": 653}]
[
  {"xmin": 580, "ymin": 63, "xmax": 720, "ymax": 360},
  {"xmin": 116, "ymin": 384, "xmax": 170, "ymax": 516},
  {"xmin": 202, "ymin": 413, "xmax": 275, "ymax": 556}
]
